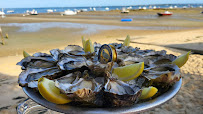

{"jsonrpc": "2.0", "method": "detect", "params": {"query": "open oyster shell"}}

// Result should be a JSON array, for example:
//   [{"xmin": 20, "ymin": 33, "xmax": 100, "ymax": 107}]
[
  {"xmin": 55, "ymin": 71, "xmax": 103, "ymax": 106},
  {"xmin": 104, "ymin": 78, "xmax": 142, "ymax": 107},
  {"xmin": 143, "ymin": 64, "xmax": 181, "ymax": 87}
]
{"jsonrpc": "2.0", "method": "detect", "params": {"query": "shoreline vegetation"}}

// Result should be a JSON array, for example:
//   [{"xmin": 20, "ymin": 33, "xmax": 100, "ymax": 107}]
[{"xmin": 0, "ymin": 8, "xmax": 202, "ymax": 113}]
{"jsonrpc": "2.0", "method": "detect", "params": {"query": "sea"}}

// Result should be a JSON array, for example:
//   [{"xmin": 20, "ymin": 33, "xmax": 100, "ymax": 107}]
[{"xmin": 2, "ymin": 4, "xmax": 203, "ymax": 14}]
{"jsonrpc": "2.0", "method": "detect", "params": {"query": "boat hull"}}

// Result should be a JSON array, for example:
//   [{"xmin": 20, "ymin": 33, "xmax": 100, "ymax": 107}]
[{"xmin": 157, "ymin": 13, "xmax": 172, "ymax": 16}]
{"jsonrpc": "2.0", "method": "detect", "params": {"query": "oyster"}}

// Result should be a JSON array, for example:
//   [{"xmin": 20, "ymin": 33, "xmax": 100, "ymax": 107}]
[
  {"xmin": 104, "ymin": 78, "xmax": 142, "ymax": 107},
  {"xmin": 55, "ymin": 71, "xmax": 103, "ymax": 106},
  {"xmin": 18, "ymin": 67, "xmax": 62, "ymax": 86},
  {"xmin": 143, "ymin": 64, "xmax": 181, "ymax": 87},
  {"xmin": 17, "ymin": 52, "xmax": 56, "ymax": 70},
  {"xmin": 57, "ymin": 53, "xmax": 87, "ymax": 71}
]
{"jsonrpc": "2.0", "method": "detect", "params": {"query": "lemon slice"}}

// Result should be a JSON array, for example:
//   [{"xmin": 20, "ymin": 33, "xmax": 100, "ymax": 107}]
[
  {"xmin": 123, "ymin": 35, "xmax": 130, "ymax": 46},
  {"xmin": 82, "ymin": 36, "xmax": 86, "ymax": 49},
  {"xmin": 112, "ymin": 62, "xmax": 144, "ymax": 81},
  {"xmin": 140, "ymin": 86, "xmax": 158, "ymax": 99},
  {"xmin": 84, "ymin": 39, "xmax": 94, "ymax": 53},
  {"xmin": 172, "ymin": 51, "xmax": 190, "ymax": 68},
  {"xmin": 23, "ymin": 51, "xmax": 30, "ymax": 58},
  {"xmin": 38, "ymin": 77, "xmax": 71, "ymax": 104}
]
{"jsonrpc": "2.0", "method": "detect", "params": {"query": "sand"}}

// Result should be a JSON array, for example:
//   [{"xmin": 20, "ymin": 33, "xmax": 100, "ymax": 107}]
[{"xmin": 0, "ymin": 9, "xmax": 202, "ymax": 113}]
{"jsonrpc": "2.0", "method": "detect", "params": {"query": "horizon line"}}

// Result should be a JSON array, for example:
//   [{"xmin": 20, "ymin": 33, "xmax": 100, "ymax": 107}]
[{"xmin": 1, "ymin": 3, "xmax": 203, "ymax": 9}]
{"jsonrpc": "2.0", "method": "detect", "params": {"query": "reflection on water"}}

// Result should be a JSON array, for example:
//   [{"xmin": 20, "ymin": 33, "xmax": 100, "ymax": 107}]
[{"xmin": 0, "ymin": 22, "xmax": 198, "ymax": 34}]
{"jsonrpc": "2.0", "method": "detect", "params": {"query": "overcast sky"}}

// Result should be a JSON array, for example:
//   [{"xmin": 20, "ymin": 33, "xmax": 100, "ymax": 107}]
[{"xmin": 1, "ymin": 0, "xmax": 203, "ymax": 8}]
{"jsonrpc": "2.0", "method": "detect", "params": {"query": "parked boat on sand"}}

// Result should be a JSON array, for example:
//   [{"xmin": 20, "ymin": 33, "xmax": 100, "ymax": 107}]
[{"xmin": 157, "ymin": 11, "xmax": 173, "ymax": 16}]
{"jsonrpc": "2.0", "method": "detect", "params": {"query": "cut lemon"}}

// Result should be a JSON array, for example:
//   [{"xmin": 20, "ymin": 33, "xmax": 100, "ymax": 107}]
[
  {"xmin": 23, "ymin": 51, "xmax": 30, "ymax": 58},
  {"xmin": 112, "ymin": 62, "xmax": 144, "ymax": 81},
  {"xmin": 84, "ymin": 39, "xmax": 94, "ymax": 53},
  {"xmin": 38, "ymin": 77, "xmax": 71, "ymax": 104},
  {"xmin": 123, "ymin": 35, "xmax": 130, "ymax": 46},
  {"xmin": 82, "ymin": 36, "xmax": 86, "ymax": 49},
  {"xmin": 140, "ymin": 86, "xmax": 158, "ymax": 99},
  {"xmin": 172, "ymin": 51, "xmax": 190, "ymax": 68}
]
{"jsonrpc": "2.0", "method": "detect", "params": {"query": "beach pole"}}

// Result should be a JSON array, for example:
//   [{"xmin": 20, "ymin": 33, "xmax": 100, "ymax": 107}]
[{"xmin": 0, "ymin": 27, "xmax": 5, "ymax": 45}]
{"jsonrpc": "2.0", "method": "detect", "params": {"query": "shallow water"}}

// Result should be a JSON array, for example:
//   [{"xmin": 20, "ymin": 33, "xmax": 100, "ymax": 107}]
[{"xmin": 0, "ymin": 22, "xmax": 198, "ymax": 34}]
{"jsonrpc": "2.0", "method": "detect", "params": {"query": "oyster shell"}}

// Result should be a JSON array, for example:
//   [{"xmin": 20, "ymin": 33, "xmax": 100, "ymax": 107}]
[
  {"xmin": 55, "ymin": 71, "xmax": 103, "ymax": 106},
  {"xmin": 17, "ymin": 53, "xmax": 56, "ymax": 70},
  {"xmin": 57, "ymin": 53, "xmax": 87, "ymax": 71},
  {"xmin": 18, "ymin": 67, "xmax": 62, "ymax": 86},
  {"xmin": 143, "ymin": 64, "xmax": 181, "ymax": 87},
  {"xmin": 104, "ymin": 78, "xmax": 142, "ymax": 107}
]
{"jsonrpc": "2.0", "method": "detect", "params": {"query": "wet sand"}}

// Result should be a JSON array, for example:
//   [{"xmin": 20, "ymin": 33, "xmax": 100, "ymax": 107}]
[{"xmin": 0, "ymin": 9, "xmax": 203, "ymax": 113}]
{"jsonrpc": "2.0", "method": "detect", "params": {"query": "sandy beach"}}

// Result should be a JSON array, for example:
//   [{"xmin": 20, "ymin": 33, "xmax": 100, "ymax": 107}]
[{"xmin": 0, "ymin": 9, "xmax": 202, "ymax": 113}]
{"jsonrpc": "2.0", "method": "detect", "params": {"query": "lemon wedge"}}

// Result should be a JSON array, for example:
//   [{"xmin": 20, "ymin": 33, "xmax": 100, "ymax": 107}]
[
  {"xmin": 82, "ymin": 36, "xmax": 86, "ymax": 49},
  {"xmin": 38, "ymin": 77, "xmax": 71, "ymax": 104},
  {"xmin": 23, "ymin": 51, "xmax": 30, "ymax": 58},
  {"xmin": 84, "ymin": 39, "xmax": 94, "ymax": 53},
  {"xmin": 140, "ymin": 86, "xmax": 158, "ymax": 99},
  {"xmin": 172, "ymin": 51, "xmax": 190, "ymax": 68},
  {"xmin": 112, "ymin": 62, "xmax": 144, "ymax": 81},
  {"xmin": 123, "ymin": 35, "xmax": 130, "ymax": 46}
]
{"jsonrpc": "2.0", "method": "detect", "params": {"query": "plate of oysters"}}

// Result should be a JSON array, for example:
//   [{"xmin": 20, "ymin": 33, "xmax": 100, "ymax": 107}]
[{"xmin": 17, "ymin": 36, "xmax": 190, "ymax": 113}]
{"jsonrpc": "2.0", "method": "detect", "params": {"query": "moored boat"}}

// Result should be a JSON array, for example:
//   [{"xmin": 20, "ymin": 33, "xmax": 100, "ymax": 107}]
[
  {"xmin": 157, "ymin": 11, "xmax": 173, "ymax": 16},
  {"xmin": 29, "ymin": 9, "xmax": 38, "ymax": 15}
]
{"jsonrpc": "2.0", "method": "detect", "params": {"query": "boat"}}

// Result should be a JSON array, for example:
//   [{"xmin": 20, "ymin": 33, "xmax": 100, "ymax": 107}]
[
  {"xmin": 127, "ymin": 6, "xmax": 132, "ymax": 10},
  {"xmin": 29, "ymin": 9, "xmax": 38, "ymax": 15},
  {"xmin": 0, "ymin": 8, "xmax": 5, "ymax": 18},
  {"xmin": 121, "ymin": 18, "xmax": 133, "ymax": 22},
  {"xmin": 47, "ymin": 9, "xmax": 53, "ymax": 13},
  {"xmin": 105, "ymin": 7, "xmax": 109, "ymax": 11},
  {"xmin": 121, "ymin": 7, "xmax": 129, "ymax": 13},
  {"xmin": 61, "ymin": 10, "xmax": 77, "ymax": 15},
  {"xmin": 157, "ymin": 11, "xmax": 173, "ymax": 16},
  {"xmin": 7, "ymin": 10, "xmax": 14, "ymax": 13},
  {"xmin": 93, "ymin": 7, "xmax": 96, "ymax": 11}
]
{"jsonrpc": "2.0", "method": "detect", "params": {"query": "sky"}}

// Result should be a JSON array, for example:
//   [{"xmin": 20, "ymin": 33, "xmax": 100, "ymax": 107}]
[{"xmin": 0, "ymin": 0, "xmax": 203, "ymax": 8}]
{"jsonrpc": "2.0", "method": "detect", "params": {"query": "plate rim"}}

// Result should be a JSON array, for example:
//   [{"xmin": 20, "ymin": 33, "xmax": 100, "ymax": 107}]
[{"xmin": 22, "ymin": 78, "xmax": 182, "ymax": 114}]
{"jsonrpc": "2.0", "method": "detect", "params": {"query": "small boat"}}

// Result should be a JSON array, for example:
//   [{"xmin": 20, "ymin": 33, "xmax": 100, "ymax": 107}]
[
  {"xmin": 157, "ymin": 11, "xmax": 173, "ymax": 16},
  {"xmin": 0, "ymin": 8, "xmax": 5, "ymax": 18},
  {"xmin": 105, "ymin": 7, "xmax": 109, "ymax": 11},
  {"xmin": 29, "ymin": 9, "xmax": 38, "ymax": 15},
  {"xmin": 93, "ymin": 7, "xmax": 96, "ymax": 11},
  {"xmin": 121, "ymin": 18, "xmax": 133, "ymax": 22},
  {"xmin": 80, "ymin": 9, "xmax": 88, "ymax": 12},
  {"xmin": 61, "ymin": 10, "xmax": 77, "ymax": 15},
  {"xmin": 47, "ymin": 9, "xmax": 53, "ymax": 13},
  {"xmin": 7, "ymin": 10, "xmax": 14, "ymax": 13},
  {"xmin": 121, "ymin": 7, "xmax": 129, "ymax": 13},
  {"xmin": 127, "ymin": 6, "xmax": 132, "ymax": 10}
]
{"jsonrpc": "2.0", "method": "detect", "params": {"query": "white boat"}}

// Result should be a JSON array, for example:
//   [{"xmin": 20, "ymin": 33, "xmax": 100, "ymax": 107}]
[
  {"xmin": 127, "ymin": 6, "xmax": 132, "ymax": 10},
  {"xmin": 142, "ymin": 7, "xmax": 147, "ymax": 10},
  {"xmin": 174, "ymin": 6, "xmax": 178, "ymax": 9},
  {"xmin": 80, "ymin": 9, "xmax": 88, "ymax": 12},
  {"xmin": 169, "ymin": 6, "xmax": 173, "ymax": 9},
  {"xmin": 0, "ymin": 8, "xmax": 5, "ymax": 18},
  {"xmin": 105, "ymin": 7, "xmax": 109, "ymax": 11},
  {"xmin": 47, "ymin": 9, "xmax": 53, "ymax": 13},
  {"xmin": 7, "ymin": 10, "xmax": 14, "ymax": 13},
  {"xmin": 121, "ymin": 7, "xmax": 129, "ymax": 13},
  {"xmin": 153, "ymin": 6, "xmax": 157, "ymax": 9},
  {"xmin": 61, "ymin": 10, "xmax": 77, "ymax": 15},
  {"xmin": 93, "ymin": 7, "xmax": 96, "ymax": 11},
  {"xmin": 29, "ymin": 9, "xmax": 38, "ymax": 15}
]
